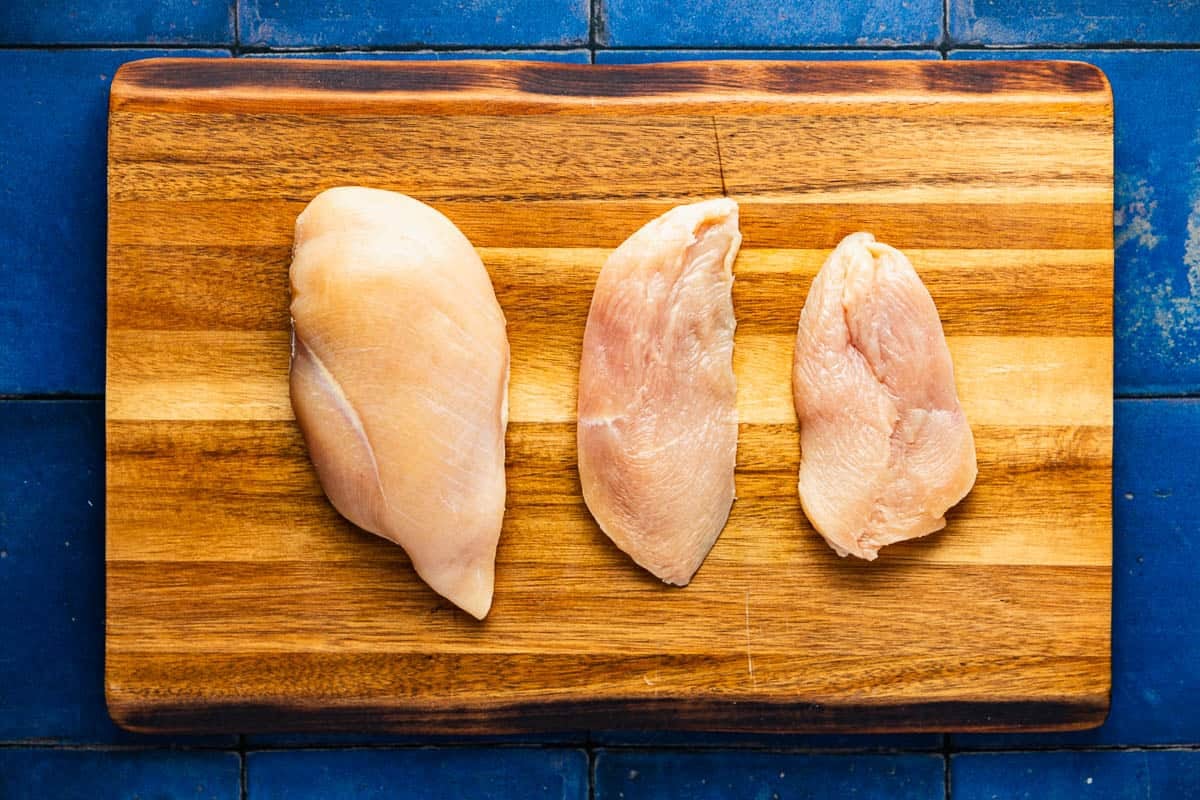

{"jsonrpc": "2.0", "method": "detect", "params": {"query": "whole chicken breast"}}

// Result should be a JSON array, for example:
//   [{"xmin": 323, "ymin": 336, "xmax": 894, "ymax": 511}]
[{"xmin": 290, "ymin": 187, "xmax": 509, "ymax": 619}]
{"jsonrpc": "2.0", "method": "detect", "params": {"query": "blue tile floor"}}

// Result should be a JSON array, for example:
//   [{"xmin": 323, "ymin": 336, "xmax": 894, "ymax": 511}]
[{"xmin": 1, "ymin": 1, "xmax": 1197, "ymax": 797}]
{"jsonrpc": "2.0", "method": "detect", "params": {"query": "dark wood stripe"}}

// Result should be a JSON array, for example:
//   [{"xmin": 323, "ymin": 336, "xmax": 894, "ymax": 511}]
[
  {"xmin": 105, "ymin": 415, "xmax": 1111, "ymax": 568},
  {"xmin": 110, "ymin": 694, "xmax": 1111, "ymax": 736},
  {"xmin": 115, "ymin": 58, "xmax": 1110, "ymax": 102},
  {"xmin": 106, "ymin": 647, "xmax": 1109, "ymax": 734},
  {"xmin": 108, "ymin": 563, "xmax": 1108, "ymax": 652},
  {"xmin": 107, "ymin": 199, "xmax": 1112, "ymax": 250},
  {"xmin": 107, "ymin": 243, "xmax": 1112, "ymax": 335},
  {"xmin": 108, "ymin": 420, "xmax": 1112, "ymax": 476}
]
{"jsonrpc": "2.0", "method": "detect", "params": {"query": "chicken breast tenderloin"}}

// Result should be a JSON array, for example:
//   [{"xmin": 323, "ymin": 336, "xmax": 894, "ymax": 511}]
[
  {"xmin": 793, "ymin": 233, "xmax": 977, "ymax": 560},
  {"xmin": 577, "ymin": 198, "xmax": 741, "ymax": 585},
  {"xmin": 290, "ymin": 187, "xmax": 509, "ymax": 619}
]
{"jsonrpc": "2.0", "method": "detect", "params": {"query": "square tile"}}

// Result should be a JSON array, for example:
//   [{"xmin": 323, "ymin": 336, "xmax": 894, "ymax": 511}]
[
  {"xmin": 955, "ymin": 400, "xmax": 1200, "ymax": 747},
  {"xmin": 246, "ymin": 748, "xmax": 588, "ymax": 799},
  {"xmin": 951, "ymin": 49, "xmax": 1200, "ymax": 396},
  {"xmin": 240, "ymin": 0, "xmax": 588, "ymax": 48},
  {"xmin": 0, "ymin": 749, "xmax": 240, "ymax": 800},
  {"xmin": 590, "ymin": 730, "xmax": 942, "ymax": 749},
  {"xmin": 0, "ymin": 49, "xmax": 229, "ymax": 395},
  {"xmin": 600, "ymin": 0, "xmax": 942, "ymax": 47},
  {"xmin": 0, "ymin": 400, "xmax": 233, "ymax": 744},
  {"xmin": 952, "ymin": 751, "xmax": 1200, "ymax": 799},
  {"xmin": 0, "ymin": 1, "xmax": 233, "ymax": 45},
  {"xmin": 949, "ymin": 0, "xmax": 1200, "ymax": 46},
  {"xmin": 594, "ymin": 750, "xmax": 945, "ymax": 799}
]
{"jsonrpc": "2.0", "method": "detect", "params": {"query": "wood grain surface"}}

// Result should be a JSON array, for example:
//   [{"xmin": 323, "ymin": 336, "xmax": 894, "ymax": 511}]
[{"xmin": 106, "ymin": 58, "xmax": 1114, "ymax": 734}]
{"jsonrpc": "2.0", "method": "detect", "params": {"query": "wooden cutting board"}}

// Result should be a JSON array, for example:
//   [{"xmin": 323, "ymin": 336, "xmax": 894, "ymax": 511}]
[{"xmin": 106, "ymin": 58, "xmax": 1113, "ymax": 734}]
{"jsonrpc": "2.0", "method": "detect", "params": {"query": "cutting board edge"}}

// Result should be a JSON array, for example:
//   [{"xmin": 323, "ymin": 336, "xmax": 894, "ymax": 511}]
[
  {"xmin": 106, "ymin": 56, "xmax": 1115, "ymax": 117},
  {"xmin": 104, "ymin": 678, "xmax": 1111, "ymax": 735}
]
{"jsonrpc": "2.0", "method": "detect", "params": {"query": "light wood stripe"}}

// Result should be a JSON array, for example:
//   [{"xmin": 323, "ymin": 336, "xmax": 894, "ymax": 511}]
[
  {"xmin": 105, "ymin": 418, "xmax": 1109, "ymax": 567},
  {"xmin": 107, "ymin": 112, "xmax": 1108, "ymax": 202},
  {"xmin": 106, "ymin": 331, "xmax": 1111, "ymax": 427},
  {"xmin": 112, "ymin": 91, "xmax": 1114, "ymax": 120},
  {"xmin": 105, "ymin": 561, "xmax": 1109, "ymax": 657},
  {"xmin": 105, "ymin": 652, "xmax": 1109, "ymax": 717},
  {"xmin": 108, "ymin": 114, "xmax": 721, "ymax": 202}
]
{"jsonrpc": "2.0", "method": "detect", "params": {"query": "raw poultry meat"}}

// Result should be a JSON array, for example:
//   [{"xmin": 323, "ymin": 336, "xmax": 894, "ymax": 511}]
[
  {"xmin": 289, "ymin": 187, "xmax": 509, "ymax": 619},
  {"xmin": 792, "ymin": 233, "xmax": 976, "ymax": 560},
  {"xmin": 577, "ymin": 198, "xmax": 741, "ymax": 585}
]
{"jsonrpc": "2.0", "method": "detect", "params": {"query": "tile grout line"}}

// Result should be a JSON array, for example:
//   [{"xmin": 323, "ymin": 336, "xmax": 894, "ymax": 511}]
[
  {"xmin": 6, "ymin": 42, "xmax": 1200, "ymax": 52},
  {"xmin": 0, "ymin": 742, "xmax": 239, "ymax": 751},
  {"xmin": 233, "ymin": 43, "xmax": 948, "ymax": 53},
  {"xmin": 232, "ymin": 0, "xmax": 241, "ymax": 55},
  {"xmin": 1116, "ymin": 394, "xmax": 1200, "ymax": 400},
  {"xmin": 6, "ymin": 741, "xmax": 1200, "ymax": 753},
  {"xmin": 941, "ymin": 0, "xmax": 950, "ymax": 58},
  {"xmin": 588, "ymin": 0, "xmax": 597, "ymax": 63},
  {"xmin": 531, "ymin": 743, "xmax": 1200, "ymax": 754},
  {"xmin": 239, "ymin": 735, "xmax": 247, "ymax": 800},
  {"xmin": 0, "ymin": 394, "xmax": 103, "ymax": 401},
  {"xmin": 949, "ymin": 41, "xmax": 1200, "ymax": 50},
  {"xmin": 943, "ymin": 734, "xmax": 952, "ymax": 799},
  {"xmin": 588, "ymin": 745, "xmax": 597, "ymax": 800},
  {"xmin": 585, "ymin": 743, "xmax": 949, "ymax": 755}
]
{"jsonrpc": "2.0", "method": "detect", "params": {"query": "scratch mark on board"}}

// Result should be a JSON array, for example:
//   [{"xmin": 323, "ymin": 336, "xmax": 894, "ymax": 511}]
[{"xmin": 744, "ymin": 590, "xmax": 757, "ymax": 689}]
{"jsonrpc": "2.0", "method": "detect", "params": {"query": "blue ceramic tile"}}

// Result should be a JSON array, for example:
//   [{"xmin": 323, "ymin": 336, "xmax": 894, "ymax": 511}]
[
  {"xmin": 594, "ymin": 750, "xmax": 945, "ymax": 799},
  {"xmin": 242, "ymin": 50, "xmax": 591, "ymax": 62},
  {"xmin": 0, "ymin": 749, "xmax": 240, "ymax": 800},
  {"xmin": 591, "ymin": 730, "xmax": 942, "ymax": 749},
  {"xmin": 0, "ymin": 402, "xmax": 103, "ymax": 740},
  {"xmin": 246, "ymin": 748, "xmax": 588, "ymax": 799},
  {"xmin": 0, "ymin": 1, "xmax": 234, "ymax": 45},
  {"xmin": 955, "ymin": 399, "xmax": 1200, "ymax": 747},
  {"xmin": 949, "ymin": 0, "xmax": 1200, "ymax": 46},
  {"xmin": 240, "ymin": 0, "xmax": 588, "ymax": 48},
  {"xmin": 595, "ymin": 49, "xmax": 941, "ymax": 63},
  {"xmin": 600, "ymin": 0, "xmax": 942, "ymax": 47},
  {"xmin": 0, "ymin": 49, "xmax": 229, "ymax": 396},
  {"xmin": 0, "ymin": 400, "xmax": 234, "ymax": 744},
  {"xmin": 951, "ymin": 50, "xmax": 1200, "ymax": 396},
  {"xmin": 952, "ymin": 751, "xmax": 1200, "ymax": 799}
]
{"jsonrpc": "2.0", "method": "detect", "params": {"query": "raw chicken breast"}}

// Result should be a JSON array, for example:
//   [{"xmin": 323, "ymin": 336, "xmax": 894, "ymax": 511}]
[
  {"xmin": 577, "ymin": 198, "xmax": 741, "ymax": 585},
  {"xmin": 793, "ymin": 232, "xmax": 976, "ymax": 560},
  {"xmin": 289, "ymin": 187, "xmax": 509, "ymax": 619}
]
